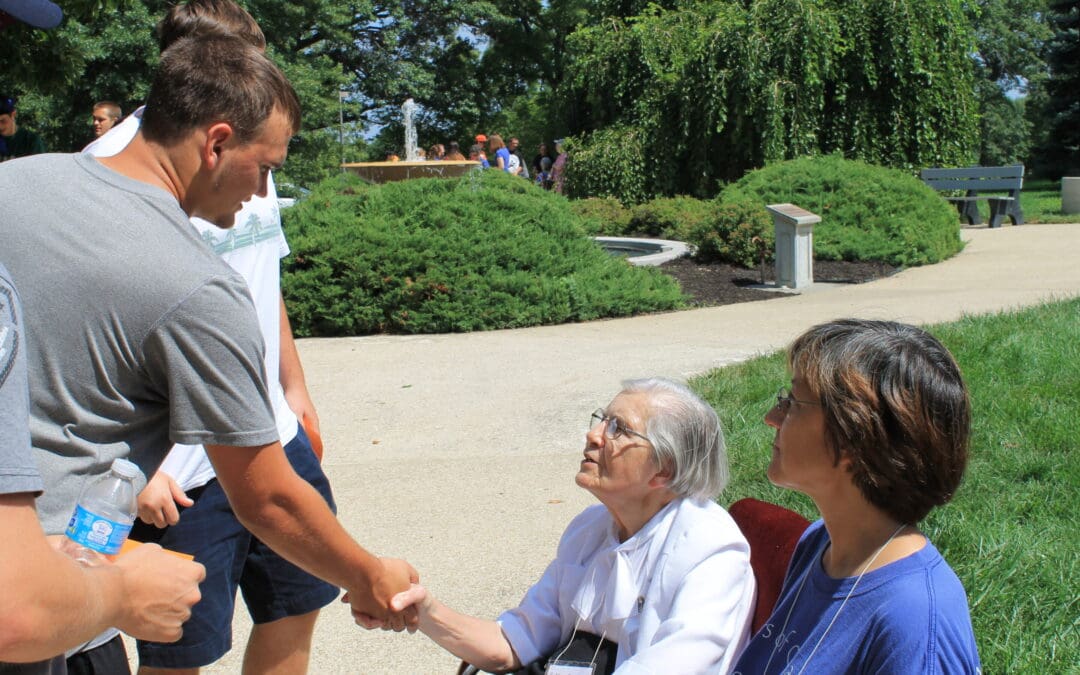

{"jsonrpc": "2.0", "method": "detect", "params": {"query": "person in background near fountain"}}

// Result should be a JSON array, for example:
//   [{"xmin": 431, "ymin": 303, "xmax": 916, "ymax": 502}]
[
  {"xmin": 552, "ymin": 138, "xmax": 568, "ymax": 194},
  {"xmin": 489, "ymin": 134, "xmax": 512, "ymax": 173},
  {"xmin": 509, "ymin": 137, "xmax": 529, "ymax": 179},
  {"xmin": 469, "ymin": 143, "xmax": 489, "ymax": 168},
  {"xmin": 428, "ymin": 143, "xmax": 445, "ymax": 160},
  {"xmin": 535, "ymin": 156, "xmax": 553, "ymax": 190},
  {"xmin": 444, "ymin": 141, "xmax": 465, "ymax": 161},
  {"xmin": 91, "ymin": 101, "xmax": 122, "ymax": 138},
  {"xmin": 531, "ymin": 142, "xmax": 551, "ymax": 177}
]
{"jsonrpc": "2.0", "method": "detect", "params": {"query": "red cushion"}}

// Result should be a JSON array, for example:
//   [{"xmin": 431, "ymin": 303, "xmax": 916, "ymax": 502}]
[{"xmin": 728, "ymin": 497, "xmax": 811, "ymax": 633}]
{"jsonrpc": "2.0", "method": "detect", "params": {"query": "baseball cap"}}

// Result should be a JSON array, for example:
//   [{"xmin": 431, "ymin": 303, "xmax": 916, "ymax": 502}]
[
  {"xmin": 0, "ymin": 0, "xmax": 64, "ymax": 29},
  {"xmin": 0, "ymin": 96, "xmax": 14, "ymax": 115},
  {"xmin": 475, "ymin": 134, "xmax": 487, "ymax": 143}
]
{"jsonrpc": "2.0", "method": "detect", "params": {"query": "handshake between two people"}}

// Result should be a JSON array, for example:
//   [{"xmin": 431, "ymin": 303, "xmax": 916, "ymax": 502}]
[{"xmin": 343, "ymin": 557, "xmax": 423, "ymax": 633}]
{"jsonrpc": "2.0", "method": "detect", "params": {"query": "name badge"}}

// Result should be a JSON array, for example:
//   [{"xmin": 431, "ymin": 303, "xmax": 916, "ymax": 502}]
[{"xmin": 547, "ymin": 661, "xmax": 596, "ymax": 675}]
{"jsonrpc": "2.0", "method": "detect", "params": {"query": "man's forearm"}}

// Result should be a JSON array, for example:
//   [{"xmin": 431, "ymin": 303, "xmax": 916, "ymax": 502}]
[
  {"xmin": 0, "ymin": 498, "xmax": 126, "ymax": 662},
  {"xmin": 206, "ymin": 442, "xmax": 387, "ymax": 594}
]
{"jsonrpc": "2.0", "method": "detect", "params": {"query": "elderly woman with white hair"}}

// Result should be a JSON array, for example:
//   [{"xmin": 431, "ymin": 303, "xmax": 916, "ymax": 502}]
[{"xmin": 370, "ymin": 378, "xmax": 755, "ymax": 674}]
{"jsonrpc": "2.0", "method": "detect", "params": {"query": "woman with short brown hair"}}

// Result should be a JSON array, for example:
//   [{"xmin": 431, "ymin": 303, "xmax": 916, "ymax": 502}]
[{"xmin": 733, "ymin": 319, "xmax": 981, "ymax": 674}]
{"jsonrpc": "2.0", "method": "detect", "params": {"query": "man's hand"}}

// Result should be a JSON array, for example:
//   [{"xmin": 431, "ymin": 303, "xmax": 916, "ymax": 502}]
[
  {"xmin": 137, "ymin": 471, "xmax": 193, "ymax": 527},
  {"xmin": 343, "ymin": 558, "xmax": 418, "ymax": 632},
  {"xmin": 110, "ymin": 543, "xmax": 205, "ymax": 643}
]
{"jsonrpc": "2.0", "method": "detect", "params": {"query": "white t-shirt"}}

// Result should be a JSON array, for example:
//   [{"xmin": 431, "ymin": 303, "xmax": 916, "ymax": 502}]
[{"xmin": 85, "ymin": 108, "xmax": 298, "ymax": 490}]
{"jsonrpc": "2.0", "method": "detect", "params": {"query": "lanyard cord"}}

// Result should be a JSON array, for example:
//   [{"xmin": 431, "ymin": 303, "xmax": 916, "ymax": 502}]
[
  {"xmin": 763, "ymin": 523, "xmax": 907, "ymax": 675},
  {"xmin": 551, "ymin": 618, "xmax": 608, "ymax": 669}
]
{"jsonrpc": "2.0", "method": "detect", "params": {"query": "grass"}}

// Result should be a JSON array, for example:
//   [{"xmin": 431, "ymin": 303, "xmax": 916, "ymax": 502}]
[
  {"xmin": 1020, "ymin": 178, "xmax": 1079, "ymax": 224},
  {"xmin": 693, "ymin": 298, "xmax": 1080, "ymax": 672},
  {"xmin": 957, "ymin": 178, "xmax": 1078, "ymax": 224}
]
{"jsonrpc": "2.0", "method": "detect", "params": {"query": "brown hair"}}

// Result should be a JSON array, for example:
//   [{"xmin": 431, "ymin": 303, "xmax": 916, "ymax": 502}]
[
  {"xmin": 93, "ymin": 101, "xmax": 122, "ymax": 121},
  {"xmin": 158, "ymin": 0, "xmax": 266, "ymax": 51},
  {"xmin": 487, "ymin": 134, "xmax": 505, "ymax": 151},
  {"xmin": 141, "ymin": 34, "xmax": 300, "ymax": 146},
  {"xmin": 788, "ymin": 319, "xmax": 971, "ymax": 524}
]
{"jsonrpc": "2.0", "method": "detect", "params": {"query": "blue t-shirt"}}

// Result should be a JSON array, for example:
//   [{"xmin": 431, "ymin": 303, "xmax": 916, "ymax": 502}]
[
  {"xmin": 733, "ymin": 520, "xmax": 981, "ymax": 674},
  {"xmin": 495, "ymin": 147, "xmax": 512, "ymax": 172}
]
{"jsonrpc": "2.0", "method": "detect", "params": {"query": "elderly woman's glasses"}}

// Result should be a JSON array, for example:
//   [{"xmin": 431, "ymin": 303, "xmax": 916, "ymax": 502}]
[
  {"xmin": 775, "ymin": 387, "xmax": 822, "ymax": 414},
  {"xmin": 590, "ymin": 409, "xmax": 651, "ymax": 444}
]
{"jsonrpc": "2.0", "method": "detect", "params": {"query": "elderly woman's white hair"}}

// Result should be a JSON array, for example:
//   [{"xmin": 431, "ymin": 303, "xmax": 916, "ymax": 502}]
[{"xmin": 621, "ymin": 377, "xmax": 729, "ymax": 501}]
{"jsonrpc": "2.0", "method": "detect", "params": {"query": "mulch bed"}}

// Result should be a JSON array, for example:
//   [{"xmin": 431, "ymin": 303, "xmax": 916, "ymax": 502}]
[{"xmin": 657, "ymin": 257, "xmax": 899, "ymax": 307}]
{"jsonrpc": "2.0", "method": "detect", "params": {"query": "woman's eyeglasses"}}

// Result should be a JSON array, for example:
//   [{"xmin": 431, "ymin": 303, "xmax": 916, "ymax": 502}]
[
  {"xmin": 590, "ymin": 409, "xmax": 651, "ymax": 444},
  {"xmin": 775, "ymin": 387, "xmax": 822, "ymax": 414}
]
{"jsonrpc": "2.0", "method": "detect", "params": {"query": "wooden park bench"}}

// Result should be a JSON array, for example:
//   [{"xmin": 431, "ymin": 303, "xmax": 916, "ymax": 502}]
[{"xmin": 920, "ymin": 165, "xmax": 1025, "ymax": 228}]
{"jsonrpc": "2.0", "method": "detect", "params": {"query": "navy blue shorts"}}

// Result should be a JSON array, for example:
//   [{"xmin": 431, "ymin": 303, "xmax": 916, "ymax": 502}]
[{"xmin": 131, "ymin": 424, "xmax": 340, "ymax": 669}]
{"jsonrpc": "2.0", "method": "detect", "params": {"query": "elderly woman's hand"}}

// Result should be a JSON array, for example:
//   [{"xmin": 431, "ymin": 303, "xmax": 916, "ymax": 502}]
[
  {"xmin": 348, "ymin": 583, "xmax": 431, "ymax": 633},
  {"xmin": 391, "ymin": 583, "xmax": 434, "ymax": 617}
]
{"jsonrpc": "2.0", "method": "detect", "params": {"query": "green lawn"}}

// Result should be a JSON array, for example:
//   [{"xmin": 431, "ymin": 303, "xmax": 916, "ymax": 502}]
[
  {"xmin": 954, "ymin": 178, "xmax": 1079, "ymax": 224},
  {"xmin": 693, "ymin": 298, "xmax": 1080, "ymax": 672},
  {"xmin": 1021, "ymin": 178, "xmax": 1079, "ymax": 224}
]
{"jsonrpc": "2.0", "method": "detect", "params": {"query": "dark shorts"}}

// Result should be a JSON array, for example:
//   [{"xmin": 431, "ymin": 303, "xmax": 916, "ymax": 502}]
[{"xmin": 131, "ymin": 424, "xmax": 339, "ymax": 669}]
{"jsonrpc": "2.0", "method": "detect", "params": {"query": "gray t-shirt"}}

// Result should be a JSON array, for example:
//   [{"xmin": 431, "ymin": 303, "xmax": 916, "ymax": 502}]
[
  {"xmin": 0, "ymin": 265, "xmax": 66, "ymax": 675},
  {"xmin": 0, "ymin": 263, "xmax": 41, "ymax": 496},
  {"xmin": 0, "ymin": 153, "xmax": 278, "ymax": 533}
]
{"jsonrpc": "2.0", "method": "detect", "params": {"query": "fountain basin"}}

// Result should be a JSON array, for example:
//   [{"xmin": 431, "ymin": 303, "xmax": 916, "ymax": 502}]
[
  {"xmin": 342, "ymin": 160, "xmax": 481, "ymax": 184},
  {"xmin": 594, "ymin": 237, "xmax": 690, "ymax": 266}
]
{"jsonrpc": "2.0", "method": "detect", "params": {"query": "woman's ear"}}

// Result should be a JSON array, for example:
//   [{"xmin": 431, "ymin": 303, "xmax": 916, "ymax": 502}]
[{"xmin": 648, "ymin": 463, "xmax": 674, "ymax": 489}]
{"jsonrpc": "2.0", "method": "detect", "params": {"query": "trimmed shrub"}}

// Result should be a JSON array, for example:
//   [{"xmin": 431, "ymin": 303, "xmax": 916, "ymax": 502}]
[
  {"xmin": 570, "ymin": 197, "xmax": 634, "ymax": 235},
  {"xmin": 628, "ymin": 196, "xmax": 715, "ymax": 241},
  {"xmin": 281, "ymin": 171, "xmax": 685, "ymax": 336},
  {"xmin": 721, "ymin": 155, "xmax": 963, "ymax": 266},
  {"xmin": 689, "ymin": 197, "xmax": 774, "ymax": 268}
]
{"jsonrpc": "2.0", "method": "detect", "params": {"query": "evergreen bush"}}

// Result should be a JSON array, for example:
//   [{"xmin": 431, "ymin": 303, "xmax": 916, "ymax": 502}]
[
  {"xmin": 690, "ymin": 196, "xmax": 774, "ymax": 268},
  {"xmin": 629, "ymin": 196, "xmax": 716, "ymax": 241},
  {"xmin": 570, "ymin": 197, "xmax": 634, "ymax": 235},
  {"xmin": 720, "ymin": 155, "xmax": 963, "ymax": 266},
  {"xmin": 281, "ymin": 171, "xmax": 685, "ymax": 336}
]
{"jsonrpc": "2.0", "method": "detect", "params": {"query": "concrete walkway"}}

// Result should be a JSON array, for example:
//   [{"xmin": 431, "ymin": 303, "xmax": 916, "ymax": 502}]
[{"xmin": 200, "ymin": 224, "xmax": 1078, "ymax": 674}]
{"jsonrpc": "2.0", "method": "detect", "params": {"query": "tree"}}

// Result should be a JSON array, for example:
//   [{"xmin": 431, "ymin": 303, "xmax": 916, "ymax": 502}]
[
  {"xmin": 965, "ymin": 0, "xmax": 1053, "ymax": 167},
  {"xmin": 1030, "ymin": 0, "xmax": 1079, "ymax": 177},
  {"xmin": 559, "ymin": 0, "xmax": 979, "ymax": 203}
]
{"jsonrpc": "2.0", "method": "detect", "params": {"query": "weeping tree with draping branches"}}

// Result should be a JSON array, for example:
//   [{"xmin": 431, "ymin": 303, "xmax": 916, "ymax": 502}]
[{"xmin": 559, "ymin": 0, "xmax": 979, "ymax": 203}]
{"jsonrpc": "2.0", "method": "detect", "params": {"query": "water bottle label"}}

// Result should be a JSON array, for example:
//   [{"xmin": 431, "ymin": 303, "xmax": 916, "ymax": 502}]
[{"xmin": 65, "ymin": 505, "xmax": 132, "ymax": 555}]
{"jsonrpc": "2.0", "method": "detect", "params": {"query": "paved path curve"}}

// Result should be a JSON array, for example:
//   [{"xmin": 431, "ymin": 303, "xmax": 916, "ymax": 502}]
[{"xmin": 196, "ymin": 224, "xmax": 1078, "ymax": 674}]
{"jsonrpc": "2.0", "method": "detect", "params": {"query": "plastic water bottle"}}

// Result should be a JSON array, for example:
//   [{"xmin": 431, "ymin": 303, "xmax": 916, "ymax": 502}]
[{"xmin": 65, "ymin": 458, "xmax": 141, "ymax": 557}]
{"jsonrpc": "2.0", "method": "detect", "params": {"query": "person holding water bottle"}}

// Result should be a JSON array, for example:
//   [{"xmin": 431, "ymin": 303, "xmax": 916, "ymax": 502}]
[{"xmin": 0, "ymin": 263, "xmax": 204, "ymax": 671}]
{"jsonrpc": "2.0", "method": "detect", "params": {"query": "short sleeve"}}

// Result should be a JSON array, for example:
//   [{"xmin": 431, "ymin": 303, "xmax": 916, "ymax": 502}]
[
  {"xmin": 142, "ymin": 275, "xmax": 278, "ymax": 448},
  {"xmin": 0, "ymin": 269, "xmax": 44, "ymax": 495},
  {"xmin": 498, "ymin": 557, "xmax": 566, "ymax": 667}
]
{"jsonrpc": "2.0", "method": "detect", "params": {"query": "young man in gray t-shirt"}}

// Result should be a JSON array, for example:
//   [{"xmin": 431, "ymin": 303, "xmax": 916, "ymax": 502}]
[{"xmin": 0, "ymin": 33, "xmax": 416, "ymax": 670}]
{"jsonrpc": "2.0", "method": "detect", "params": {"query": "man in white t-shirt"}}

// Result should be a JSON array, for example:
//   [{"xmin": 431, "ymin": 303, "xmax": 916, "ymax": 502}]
[{"xmin": 80, "ymin": 5, "xmax": 337, "ymax": 672}]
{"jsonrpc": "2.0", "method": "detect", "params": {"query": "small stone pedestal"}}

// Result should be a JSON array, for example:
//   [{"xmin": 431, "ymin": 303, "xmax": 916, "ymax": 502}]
[
  {"xmin": 1062, "ymin": 177, "xmax": 1080, "ymax": 215},
  {"xmin": 766, "ymin": 203, "xmax": 820, "ymax": 289}
]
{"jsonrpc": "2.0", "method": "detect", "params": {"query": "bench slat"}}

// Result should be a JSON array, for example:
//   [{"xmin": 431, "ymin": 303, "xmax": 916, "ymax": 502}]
[
  {"xmin": 923, "ymin": 178, "xmax": 1022, "ymax": 191},
  {"xmin": 944, "ymin": 196, "xmax": 1015, "ymax": 202},
  {"xmin": 921, "ymin": 166, "xmax": 1024, "ymax": 179}
]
